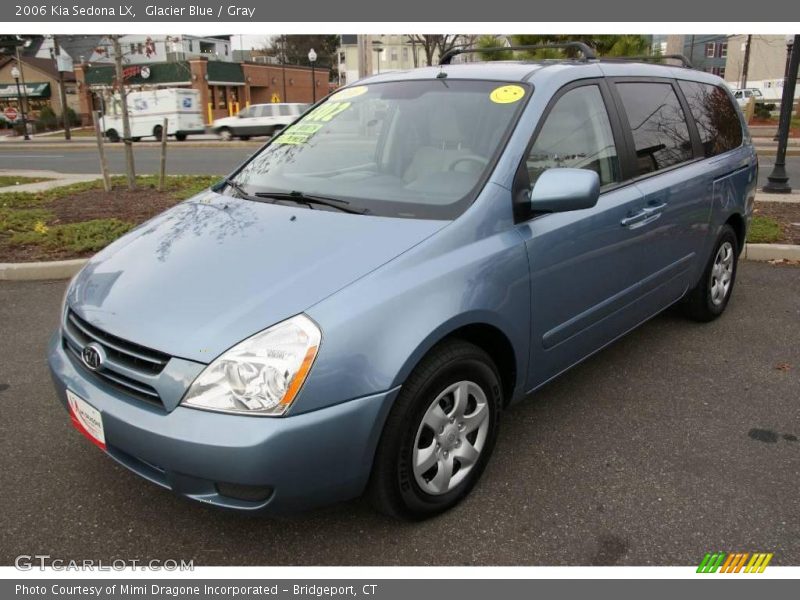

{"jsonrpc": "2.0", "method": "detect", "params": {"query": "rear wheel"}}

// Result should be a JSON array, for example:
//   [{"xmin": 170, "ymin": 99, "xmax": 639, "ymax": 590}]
[
  {"xmin": 681, "ymin": 224, "xmax": 739, "ymax": 322},
  {"xmin": 175, "ymin": 132, "xmax": 187, "ymax": 141},
  {"xmin": 106, "ymin": 129, "xmax": 120, "ymax": 143},
  {"xmin": 218, "ymin": 128, "xmax": 233, "ymax": 141},
  {"xmin": 239, "ymin": 135, "xmax": 250, "ymax": 141},
  {"xmin": 153, "ymin": 125, "xmax": 164, "ymax": 141},
  {"xmin": 368, "ymin": 339, "xmax": 501, "ymax": 520},
  {"xmin": 131, "ymin": 136, "xmax": 141, "ymax": 142}
]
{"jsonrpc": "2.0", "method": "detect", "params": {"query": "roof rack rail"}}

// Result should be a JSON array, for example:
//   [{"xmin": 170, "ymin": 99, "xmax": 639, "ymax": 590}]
[
  {"xmin": 602, "ymin": 54, "xmax": 695, "ymax": 69},
  {"xmin": 439, "ymin": 42, "xmax": 597, "ymax": 65}
]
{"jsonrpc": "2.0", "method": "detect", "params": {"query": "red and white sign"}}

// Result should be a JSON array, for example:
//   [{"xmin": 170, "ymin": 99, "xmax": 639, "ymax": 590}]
[
  {"xmin": 67, "ymin": 389, "xmax": 106, "ymax": 451},
  {"xmin": 3, "ymin": 107, "xmax": 18, "ymax": 121}
]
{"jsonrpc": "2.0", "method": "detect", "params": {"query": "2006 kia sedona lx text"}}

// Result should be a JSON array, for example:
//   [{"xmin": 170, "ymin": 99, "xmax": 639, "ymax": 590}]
[{"xmin": 48, "ymin": 45, "xmax": 756, "ymax": 519}]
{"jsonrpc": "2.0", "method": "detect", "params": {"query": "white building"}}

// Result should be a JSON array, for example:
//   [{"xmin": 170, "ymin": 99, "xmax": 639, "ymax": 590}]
[{"xmin": 87, "ymin": 35, "xmax": 233, "ymax": 65}]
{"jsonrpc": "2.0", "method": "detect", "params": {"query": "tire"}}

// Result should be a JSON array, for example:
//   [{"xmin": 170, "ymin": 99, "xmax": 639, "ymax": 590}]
[
  {"xmin": 106, "ymin": 129, "xmax": 120, "ymax": 143},
  {"xmin": 132, "ymin": 136, "xmax": 141, "ymax": 142},
  {"xmin": 153, "ymin": 125, "xmax": 164, "ymax": 141},
  {"xmin": 681, "ymin": 224, "xmax": 739, "ymax": 322},
  {"xmin": 368, "ymin": 339, "xmax": 502, "ymax": 520},
  {"xmin": 239, "ymin": 135, "xmax": 250, "ymax": 141},
  {"xmin": 218, "ymin": 128, "xmax": 233, "ymax": 141},
  {"xmin": 175, "ymin": 133, "xmax": 187, "ymax": 141}
]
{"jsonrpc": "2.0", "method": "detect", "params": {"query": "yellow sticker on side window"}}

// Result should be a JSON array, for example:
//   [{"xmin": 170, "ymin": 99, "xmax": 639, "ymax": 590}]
[{"xmin": 490, "ymin": 85, "xmax": 525, "ymax": 104}]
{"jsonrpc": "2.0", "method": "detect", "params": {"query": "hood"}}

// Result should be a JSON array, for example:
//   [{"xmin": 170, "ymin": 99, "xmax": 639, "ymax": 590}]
[{"xmin": 68, "ymin": 192, "xmax": 446, "ymax": 363}]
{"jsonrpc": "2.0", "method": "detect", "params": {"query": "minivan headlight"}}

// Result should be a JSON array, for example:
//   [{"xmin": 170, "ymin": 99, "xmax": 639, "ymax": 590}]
[{"xmin": 181, "ymin": 315, "xmax": 321, "ymax": 416}]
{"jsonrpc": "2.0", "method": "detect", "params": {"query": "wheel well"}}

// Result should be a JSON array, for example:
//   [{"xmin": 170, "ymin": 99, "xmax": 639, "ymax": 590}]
[
  {"xmin": 442, "ymin": 324, "xmax": 517, "ymax": 406},
  {"xmin": 726, "ymin": 213, "xmax": 746, "ymax": 252}
]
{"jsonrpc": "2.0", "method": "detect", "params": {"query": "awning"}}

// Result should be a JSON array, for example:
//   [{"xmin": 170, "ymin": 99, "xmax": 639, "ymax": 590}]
[{"xmin": 0, "ymin": 82, "xmax": 51, "ymax": 98}]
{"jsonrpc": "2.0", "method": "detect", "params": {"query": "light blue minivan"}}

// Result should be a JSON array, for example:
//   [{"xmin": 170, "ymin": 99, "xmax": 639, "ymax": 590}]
[{"xmin": 48, "ymin": 45, "xmax": 757, "ymax": 519}]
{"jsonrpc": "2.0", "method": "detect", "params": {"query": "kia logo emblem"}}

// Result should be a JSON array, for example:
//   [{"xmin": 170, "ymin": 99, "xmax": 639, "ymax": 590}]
[{"xmin": 81, "ymin": 343, "xmax": 105, "ymax": 371}]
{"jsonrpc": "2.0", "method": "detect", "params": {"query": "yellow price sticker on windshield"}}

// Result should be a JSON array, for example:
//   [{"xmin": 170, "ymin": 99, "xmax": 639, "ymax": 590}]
[
  {"xmin": 490, "ymin": 85, "xmax": 525, "ymax": 104},
  {"xmin": 330, "ymin": 86, "xmax": 368, "ymax": 101}
]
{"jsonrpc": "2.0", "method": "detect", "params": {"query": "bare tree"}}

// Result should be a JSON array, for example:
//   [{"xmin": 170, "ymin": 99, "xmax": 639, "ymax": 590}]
[{"xmin": 109, "ymin": 35, "xmax": 136, "ymax": 190}]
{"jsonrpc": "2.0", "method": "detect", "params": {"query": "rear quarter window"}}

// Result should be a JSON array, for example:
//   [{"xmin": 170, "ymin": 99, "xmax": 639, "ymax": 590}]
[{"xmin": 678, "ymin": 81, "xmax": 743, "ymax": 157}]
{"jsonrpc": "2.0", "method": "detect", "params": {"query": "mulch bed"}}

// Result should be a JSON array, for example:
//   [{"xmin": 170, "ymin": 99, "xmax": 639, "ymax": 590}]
[
  {"xmin": 754, "ymin": 201, "xmax": 800, "ymax": 245},
  {"xmin": 47, "ymin": 188, "xmax": 182, "ymax": 225}
]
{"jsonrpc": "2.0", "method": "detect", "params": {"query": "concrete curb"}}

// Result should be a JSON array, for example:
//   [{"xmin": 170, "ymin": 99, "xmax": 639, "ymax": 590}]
[
  {"xmin": 1, "ymin": 244, "xmax": 798, "ymax": 281},
  {"xmin": 744, "ymin": 243, "xmax": 800, "ymax": 262},
  {"xmin": 0, "ymin": 258, "xmax": 87, "ymax": 281}
]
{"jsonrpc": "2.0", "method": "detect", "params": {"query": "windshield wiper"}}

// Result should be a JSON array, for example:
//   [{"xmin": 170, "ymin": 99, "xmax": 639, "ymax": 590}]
[
  {"xmin": 218, "ymin": 177, "xmax": 269, "ymax": 203},
  {"xmin": 255, "ymin": 190, "xmax": 369, "ymax": 215}
]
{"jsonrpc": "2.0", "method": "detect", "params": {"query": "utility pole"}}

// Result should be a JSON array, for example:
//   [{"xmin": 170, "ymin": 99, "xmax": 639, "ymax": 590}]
[
  {"xmin": 739, "ymin": 34, "xmax": 752, "ymax": 90},
  {"xmin": 53, "ymin": 36, "xmax": 72, "ymax": 140},
  {"xmin": 110, "ymin": 35, "xmax": 136, "ymax": 190},
  {"xmin": 14, "ymin": 45, "xmax": 31, "ymax": 136}
]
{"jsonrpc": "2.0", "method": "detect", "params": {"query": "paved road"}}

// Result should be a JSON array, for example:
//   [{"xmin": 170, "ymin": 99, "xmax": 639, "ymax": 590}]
[
  {"xmin": 0, "ymin": 262, "xmax": 798, "ymax": 566},
  {"xmin": 1, "ymin": 144, "xmax": 799, "ymax": 186},
  {"xmin": 0, "ymin": 145, "xmax": 255, "ymax": 176}
]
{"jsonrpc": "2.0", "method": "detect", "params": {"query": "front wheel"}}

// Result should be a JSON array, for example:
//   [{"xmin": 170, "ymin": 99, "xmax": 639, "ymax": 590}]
[
  {"xmin": 681, "ymin": 224, "xmax": 739, "ymax": 322},
  {"xmin": 153, "ymin": 125, "xmax": 164, "ymax": 140},
  {"xmin": 175, "ymin": 133, "xmax": 187, "ymax": 141},
  {"xmin": 368, "ymin": 339, "xmax": 501, "ymax": 520}
]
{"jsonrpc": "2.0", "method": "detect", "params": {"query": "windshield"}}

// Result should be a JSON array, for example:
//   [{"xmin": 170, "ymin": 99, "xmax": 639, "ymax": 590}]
[{"xmin": 230, "ymin": 79, "xmax": 529, "ymax": 219}]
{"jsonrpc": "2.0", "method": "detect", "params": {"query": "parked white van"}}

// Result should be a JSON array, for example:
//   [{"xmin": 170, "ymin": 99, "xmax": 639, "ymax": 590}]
[
  {"xmin": 209, "ymin": 103, "xmax": 309, "ymax": 140},
  {"xmin": 101, "ymin": 88, "xmax": 205, "ymax": 142}
]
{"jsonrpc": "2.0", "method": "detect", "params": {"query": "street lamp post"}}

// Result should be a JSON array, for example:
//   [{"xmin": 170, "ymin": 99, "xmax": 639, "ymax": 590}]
[
  {"xmin": 763, "ymin": 35, "xmax": 800, "ymax": 194},
  {"xmin": 308, "ymin": 48, "xmax": 317, "ymax": 103},
  {"xmin": 371, "ymin": 40, "xmax": 384, "ymax": 74},
  {"xmin": 10, "ymin": 65, "xmax": 30, "ymax": 141}
]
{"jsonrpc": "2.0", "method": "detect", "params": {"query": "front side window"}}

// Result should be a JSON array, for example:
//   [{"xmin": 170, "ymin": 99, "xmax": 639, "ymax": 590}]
[
  {"xmin": 231, "ymin": 80, "xmax": 528, "ymax": 219},
  {"xmin": 525, "ymin": 85, "xmax": 621, "ymax": 188},
  {"xmin": 679, "ymin": 81, "xmax": 743, "ymax": 157},
  {"xmin": 615, "ymin": 82, "xmax": 694, "ymax": 175}
]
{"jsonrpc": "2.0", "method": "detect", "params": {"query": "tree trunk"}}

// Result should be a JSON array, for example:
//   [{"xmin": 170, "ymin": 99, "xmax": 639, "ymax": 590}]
[{"xmin": 111, "ymin": 35, "xmax": 136, "ymax": 190}]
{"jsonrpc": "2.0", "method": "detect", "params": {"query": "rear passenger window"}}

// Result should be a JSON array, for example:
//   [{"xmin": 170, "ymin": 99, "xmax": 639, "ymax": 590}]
[
  {"xmin": 526, "ymin": 85, "xmax": 621, "ymax": 187},
  {"xmin": 679, "ymin": 81, "xmax": 743, "ymax": 157},
  {"xmin": 615, "ymin": 82, "xmax": 694, "ymax": 175}
]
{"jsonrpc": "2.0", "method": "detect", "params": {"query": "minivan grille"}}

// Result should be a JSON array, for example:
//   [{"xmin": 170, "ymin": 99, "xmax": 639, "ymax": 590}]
[{"xmin": 63, "ymin": 309, "xmax": 170, "ymax": 407}]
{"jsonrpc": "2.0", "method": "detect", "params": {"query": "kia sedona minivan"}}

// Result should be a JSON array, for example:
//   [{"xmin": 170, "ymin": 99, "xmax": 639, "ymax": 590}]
[{"xmin": 49, "ymin": 46, "xmax": 756, "ymax": 519}]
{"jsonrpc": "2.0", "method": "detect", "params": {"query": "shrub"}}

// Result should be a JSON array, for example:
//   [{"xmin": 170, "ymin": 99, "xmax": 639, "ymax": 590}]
[{"xmin": 38, "ymin": 105, "xmax": 58, "ymax": 131}]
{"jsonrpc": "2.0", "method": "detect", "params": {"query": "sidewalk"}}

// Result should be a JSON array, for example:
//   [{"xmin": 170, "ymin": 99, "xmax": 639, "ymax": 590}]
[
  {"xmin": 755, "ymin": 190, "xmax": 800, "ymax": 203},
  {"xmin": 0, "ymin": 169, "xmax": 99, "ymax": 193}
]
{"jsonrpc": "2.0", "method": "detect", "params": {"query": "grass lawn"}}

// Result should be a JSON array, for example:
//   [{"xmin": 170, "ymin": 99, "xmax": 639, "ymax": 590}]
[
  {"xmin": 0, "ymin": 174, "xmax": 219, "ymax": 262},
  {"xmin": 0, "ymin": 175, "xmax": 52, "ymax": 187},
  {"xmin": 748, "ymin": 215, "xmax": 782, "ymax": 244}
]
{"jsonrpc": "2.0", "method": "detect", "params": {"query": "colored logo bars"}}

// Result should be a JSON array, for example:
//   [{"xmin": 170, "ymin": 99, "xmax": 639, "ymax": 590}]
[{"xmin": 697, "ymin": 552, "xmax": 773, "ymax": 573}]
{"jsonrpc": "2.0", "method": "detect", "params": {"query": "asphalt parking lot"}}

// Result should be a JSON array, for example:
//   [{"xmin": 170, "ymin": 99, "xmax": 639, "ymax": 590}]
[{"xmin": 0, "ymin": 261, "xmax": 798, "ymax": 566}]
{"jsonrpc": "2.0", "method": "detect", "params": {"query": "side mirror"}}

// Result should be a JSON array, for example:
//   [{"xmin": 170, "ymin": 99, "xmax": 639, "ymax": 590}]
[{"xmin": 530, "ymin": 168, "xmax": 600, "ymax": 213}]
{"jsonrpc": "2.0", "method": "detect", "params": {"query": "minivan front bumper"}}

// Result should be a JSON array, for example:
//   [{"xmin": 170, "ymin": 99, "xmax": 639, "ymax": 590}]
[{"xmin": 47, "ymin": 332, "xmax": 398, "ymax": 513}]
